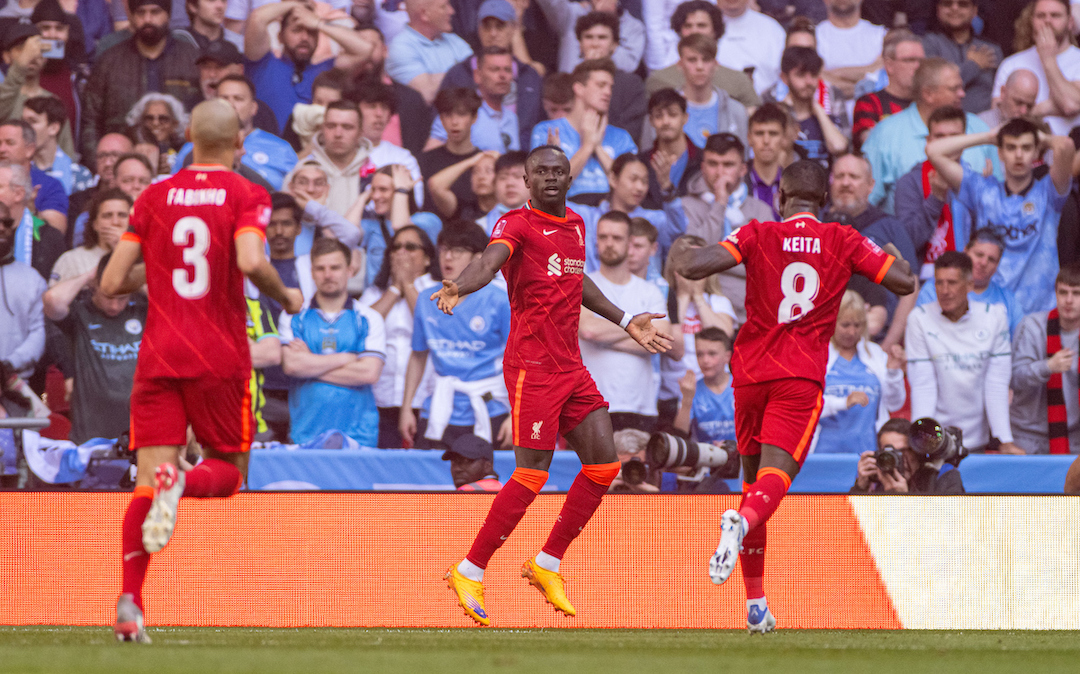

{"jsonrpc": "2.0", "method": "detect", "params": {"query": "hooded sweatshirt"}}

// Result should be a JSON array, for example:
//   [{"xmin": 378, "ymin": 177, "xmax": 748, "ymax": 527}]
[
  {"xmin": 0, "ymin": 255, "xmax": 46, "ymax": 377},
  {"xmin": 285, "ymin": 135, "xmax": 374, "ymax": 217}
]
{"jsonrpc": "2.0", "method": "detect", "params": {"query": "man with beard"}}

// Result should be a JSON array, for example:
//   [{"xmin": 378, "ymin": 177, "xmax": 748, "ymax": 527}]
[
  {"xmin": 579, "ymin": 211, "xmax": 670, "ymax": 433},
  {"xmin": 244, "ymin": 0, "xmax": 374, "ymax": 135},
  {"xmin": 813, "ymin": 0, "xmax": 886, "ymax": 100},
  {"xmin": 81, "ymin": 0, "xmax": 200, "ymax": 162},
  {"xmin": 993, "ymin": 0, "xmax": 1080, "ymax": 136},
  {"xmin": 193, "ymin": 40, "xmax": 278, "ymax": 134}
]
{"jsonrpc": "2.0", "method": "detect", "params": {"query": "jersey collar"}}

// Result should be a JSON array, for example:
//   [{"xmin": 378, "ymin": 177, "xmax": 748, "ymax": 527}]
[
  {"xmin": 526, "ymin": 200, "xmax": 568, "ymax": 223},
  {"xmin": 783, "ymin": 212, "xmax": 819, "ymax": 222}
]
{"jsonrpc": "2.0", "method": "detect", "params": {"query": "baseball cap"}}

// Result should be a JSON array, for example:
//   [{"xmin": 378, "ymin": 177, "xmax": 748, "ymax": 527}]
[
  {"xmin": 442, "ymin": 434, "xmax": 495, "ymax": 462},
  {"xmin": 478, "ymin": 0, "xmax": 516, "ymax": 23},
  {"xmin": 196, "ymin": 40, "xmax": 243, "ymax": 67},
  {"xmin": 31, "ymin": 0, "xmax": 68, "ymax": 25},
  {"xmin": 1, "ymin": 22, "xmax": 39, "ymax": 52}
]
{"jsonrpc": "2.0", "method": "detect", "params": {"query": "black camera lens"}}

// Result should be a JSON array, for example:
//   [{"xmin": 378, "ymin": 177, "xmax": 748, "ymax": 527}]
[
  {"xmin": 874, "ymin": 447, "xmax": 898, "ymax": 473},
  {"xmin": 621, "ymin": 458, "xmax": 647, "ymax": 486}
]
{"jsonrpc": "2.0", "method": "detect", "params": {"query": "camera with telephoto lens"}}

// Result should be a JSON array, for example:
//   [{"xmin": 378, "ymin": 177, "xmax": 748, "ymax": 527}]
[
  {"xmin": 873, "ymin": 445, "xmax": 904, "ymax": 475},
  {"xmin": 908, "ymin": 417, "xmax": 967, "ymax": 466},
  {"xmin": 620, "ymin": 457, "xmax": 649, "ymax": 486},
  {"xmin": 645, "ymin": 432, "xmax": 741, "ymax": 479}
]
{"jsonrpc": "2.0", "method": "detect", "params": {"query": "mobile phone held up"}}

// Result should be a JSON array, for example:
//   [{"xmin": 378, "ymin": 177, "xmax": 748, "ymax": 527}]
[{"xmin": 40, "ymin": 39, "xmax": 64, "ymax": 60}]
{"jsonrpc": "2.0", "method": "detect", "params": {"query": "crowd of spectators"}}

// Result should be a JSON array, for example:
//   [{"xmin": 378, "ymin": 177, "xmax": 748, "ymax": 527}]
[{"xmin": 4, "ymin": 0, "xmax": 1080, "ymax": 493}]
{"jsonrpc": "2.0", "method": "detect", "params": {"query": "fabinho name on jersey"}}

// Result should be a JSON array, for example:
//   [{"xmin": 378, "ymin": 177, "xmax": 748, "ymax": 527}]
[{"xmin": 166, "ymin": 187, "xmax": 229, "ymax": 207}]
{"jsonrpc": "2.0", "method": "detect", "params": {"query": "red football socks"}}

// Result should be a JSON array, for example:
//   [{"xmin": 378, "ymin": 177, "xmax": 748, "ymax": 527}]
[
  {"xmin": 739, "ymin": 468, "xmax": 792, "ymax": 531},
  {"xmin": 182, "ymin": 458, "xmax": 243, "ymax": 498},
  {"xmin": 740, "ymin": 522, "xmax": 767, "ymax": 600},
  {"xmin": 541, "ymin": 461, "xmax": 619, "ymax": 560},
  {"xmin": 465, "ymin": 468, "xmax": 548, "ymax": 569},
  {"xmin": 121, "ymin": 486, "xmax": 154, "ymax": 610}
]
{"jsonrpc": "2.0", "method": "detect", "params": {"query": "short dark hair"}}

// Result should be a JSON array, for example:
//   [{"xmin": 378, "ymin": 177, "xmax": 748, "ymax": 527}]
[
  {"xmin": 704, "ymin": 132, "xmax": 745, "ymax": 159},
  {"xmin": 749, "ymin": 102, "xmax": 788, "ymax": 131},
  {"xmin": 966, "ymin": 227, "xmax": 1005, "ymax": 253},
  {"xmin": 324, "ymin": 99, "xmax": 361, "ymax": 121},
  {"xmin": 525, "ymin": 144, "xmax": 567, "ymax": 165},
  {"xmin": 434, "ymin": 87, "xmax": 482, "ymax": 116},
  {"xmin": 934, "ymin": 249, "xmax": 973, "ymax": 275},
  {"xmin": 678, "ymin": 32, "xmax": 717, "ymax": 61},
  {"xmin": 310, "ymin": 236, "xmax": 351, "ymax": 264},
  {"xmin": 477, "ymin": 45, "xmax": 512, "ymax": 66},
  {"xmin": 0, "ymin": 119, "xmax": 34, "ymax": 146},
  {"xmin": 114, "ymin": 152, "xmax": 153, "ymax": 178},
  {"xmin": 670, "ymin": 0, "xmax": 725, "ymax": 40},
  {"xmin": 270, "ymin": 191, "xmax": 302, "ymax": 223},
  {"xmin": 83, "ymin": 188, "xmax": 132, "ymax": 250},
  {"xmin": 648, "ymin": 88, "xmax": 687, "ymax": 115},
  {"xmin": 23, "ymin": 96, "xmax": 67, "ymax": 128},
  {"xmin": 628, "ymin": 216, "xmax": 658, "ymax": 243},
  {"xmin": 780, "ymin": 46, "xmax": 823, "ymax": 75},
  {"xmin": 349, "ymin": 80, "xmax": 397, "ymax": 115},
  {"xmin": 877, "ymin": 417, "xmax": 911, "ymax": 442},
  {"xmin": 438, "ymin": 221, "xmax": 489, "ymax": 254},
  {"xmin": 787, "ymin": 15, "xmax": 816, "ymax": 40},
  {"xmin": 374, "ymin": 224, "xmax": 439, "ymax": 290},
  {"xmin": 779, "ymin": 160, "xmax": 829, "ymax": 204},
  {"xmin": 695, "ymin": 326, "xmax": 732, "ymax": 350},
  {"xmin": 495, "ymin": 150, "xmax": 526, "ymax": 175},
  {"xmin": 927, "ymin": 105, "xmax": 966, "ymax": 134},
  {"xmin": 997, "ymin": 117, "xmax": 1040, "ymax": 147},
  {"xmin": 597, "ymin": 209, "xmax": 631, "ymax": 233},
  {"xmin": 610, "ymin": 152, "xmax": 645, "ymax": 178},
  {"xmin": 542, "ymin": 72, "xmax": 574, "ymax": 104},
  {"xmin": 574, "ymin": 11, "xmax": 619, "ymax": 42},
  {"xmin": 1057, "ymin": 262, "xmax": 1080, "ymax": 288},
  {"xmin": 571, "ymin": 58, "xmax": 616, "ymax": 87},
  {"xmin": 312, "ymin": 68, "xmax": 349, "ymax": 93},
  {"xmin": 215, "ymin": 73, "xmax": 256, "ymax": 98}
]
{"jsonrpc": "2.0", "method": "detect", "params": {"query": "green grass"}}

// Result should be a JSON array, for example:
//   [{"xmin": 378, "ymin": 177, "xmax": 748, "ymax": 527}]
[{"xmin": 2, "ymin": 627, "xmax": 1080, "ymax": 674}]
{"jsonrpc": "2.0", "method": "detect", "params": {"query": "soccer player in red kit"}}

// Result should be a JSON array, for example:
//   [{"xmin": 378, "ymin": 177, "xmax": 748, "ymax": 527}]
[
  {"xmin": 433, "ymin": 145, "xmax": 673, "ymax": 625},
  {"xmin": 101, "ymin": 100, "xmax": 303, "ymax": 643},
  {"xmin": 671, "ymin": 160, "xmax": 917, "ymax": 633}
]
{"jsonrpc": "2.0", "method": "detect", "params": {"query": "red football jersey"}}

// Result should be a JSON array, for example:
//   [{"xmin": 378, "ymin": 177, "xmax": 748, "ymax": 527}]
[
  {"xmin": 122, "ymin": 166, "xmax": 270, "ymax": 380},
  {"xmin": 489, "ymin": 201, "xmax": 588, "ymax": 372},
  {"xmin": 720, "ymin": 213, "xmax": 894, "ymax": 387}
]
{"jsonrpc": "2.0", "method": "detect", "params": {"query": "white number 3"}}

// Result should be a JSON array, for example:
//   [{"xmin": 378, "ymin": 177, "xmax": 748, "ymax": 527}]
[
  {"xmin": 777, "ymin": 262, "xmax": 819, "ymax": 324},
  {"xmin": 172, "ymin": 216, "xmax": 210, "ymax": 299}
]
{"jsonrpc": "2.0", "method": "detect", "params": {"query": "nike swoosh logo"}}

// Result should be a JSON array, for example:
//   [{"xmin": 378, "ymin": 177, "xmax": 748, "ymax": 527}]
[
  {"xmin": 123, "ymin": 551, "xmax": 145, "ymax": 561},
  {"xmin": 543, "ymin": 229, "xmax": 557, "ymax": 235}
]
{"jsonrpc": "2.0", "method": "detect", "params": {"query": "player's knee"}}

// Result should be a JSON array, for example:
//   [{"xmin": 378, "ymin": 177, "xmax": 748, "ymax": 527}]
[{"xmin": 581, "ymin": 461, "xmax": 620, "ymax": 487}]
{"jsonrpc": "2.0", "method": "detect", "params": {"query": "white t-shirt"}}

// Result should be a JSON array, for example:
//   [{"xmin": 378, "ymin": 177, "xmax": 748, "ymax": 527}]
[
  {"xmin": 580, "ymin": 272, "xmax": 667, "ymax": 416},
  {"xmin": 717, "ymin": 9, "xmax": 786, "ymax": 95},
  {"xmin": 905, "ymin": 300, "xmax": 1013, "ymax": 448},
  {"xmin": 680, "ymin": 294, "xmax": 737, "ymax": 379},
  {"xmin": 814, "ymin": 20, "xmax": 886, "ymax": 71},
  {"xmin": 993, "ymin": 46, "xmax": 1080, "ymax": 135},
  {"xmin": 358, "ymin": 275, "xmax": 436, "ymax": 409}
]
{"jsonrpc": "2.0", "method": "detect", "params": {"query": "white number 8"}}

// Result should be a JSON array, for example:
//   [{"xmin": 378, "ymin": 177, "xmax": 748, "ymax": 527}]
[
  {"xmin": 172, "ymin": 216, "xmax": 210, "ymax": 299},
  {"xmin": 777, "ymin": 262, "xmax": 819, "ymax": 324}
]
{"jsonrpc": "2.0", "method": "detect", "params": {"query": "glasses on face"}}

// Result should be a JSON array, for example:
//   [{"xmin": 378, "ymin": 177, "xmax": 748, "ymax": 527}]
[
  {"xmin": 142, "ymin": 114, "xmax": 173, "ymax": 125},
  {"xmin": 293, "ymin": 177, "xmax": 328, "ymax": 189},
  {"xmin": 97, "ymin": 151, "xmax": 125, "ymax": 161},
  {"xmin": 0, "ymin": 217, "xmax": 15, "ymax": 229},
  {"xmin": 439, "ymin": 246, "xmax": 472, "ymax": 257},
  {"xmin": 392, "ymin": 242, "xmax": 424, "ymax": 252}
]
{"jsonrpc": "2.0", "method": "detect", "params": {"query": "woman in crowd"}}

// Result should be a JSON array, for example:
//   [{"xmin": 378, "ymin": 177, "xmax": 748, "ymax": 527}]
[
  {"xmin": 125, "ymin": 93, "xmax": 187, "ymax": 174},
  {"xmin": 360, "ymin": 225, "xmax": 440, "ymax": 448},
  {"xmin": 815, "ymin": 290, "xmax": 907, "ymax": 454},
  {"xmin": 662, "ymin": 234, "xmax": 736, "ymax": 378},
  {"xmin": 48, "ymin": 188, "xmax": 130, "ymax": 284}
]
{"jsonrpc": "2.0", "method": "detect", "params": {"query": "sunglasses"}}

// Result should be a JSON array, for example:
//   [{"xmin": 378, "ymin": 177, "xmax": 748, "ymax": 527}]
[
  {"xmin": 142, "ymin": 114, "xmax": 173, "ymax": 124},
  {"xmin": 392, "ymin": 242, "xmax": 424, "ymax": 252},
  {"xmin": 0, "ymin": 217, "xmax": 14, "ymax": 229}
]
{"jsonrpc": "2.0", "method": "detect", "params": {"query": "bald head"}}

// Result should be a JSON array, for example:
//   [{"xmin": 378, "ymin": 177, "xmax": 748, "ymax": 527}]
[
  {"xmin": 1000, "ymin": 69, "xmax": 1040, "ymax": 120},
  {"xmin": 188, "ymin": 99, "xmax": 241, "ymax": 153}
]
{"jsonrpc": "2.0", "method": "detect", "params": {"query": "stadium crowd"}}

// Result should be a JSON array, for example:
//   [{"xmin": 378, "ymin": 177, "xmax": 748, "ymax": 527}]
[{"xmin": 3, "ymin": 0, "xmax": 1080, "ymax": 492}]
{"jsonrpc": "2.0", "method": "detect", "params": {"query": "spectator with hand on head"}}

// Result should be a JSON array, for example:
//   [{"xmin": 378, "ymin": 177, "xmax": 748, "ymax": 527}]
[{"xmin": 285, "ymin": 162, "xmax": 361, "ymax": 257}]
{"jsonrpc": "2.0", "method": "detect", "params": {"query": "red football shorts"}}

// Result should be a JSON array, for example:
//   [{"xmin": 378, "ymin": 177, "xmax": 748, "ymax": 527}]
[
  {"xmin": 129, "ymin": 376, "xmax": 253, "ymax": 453},
  {"xmin": 734, "ymin": 378, "xmax": 823, "ymax": 466},
  {"xmin": 503, "ymin": 364, "xmax": 608, "ymax": 450}
]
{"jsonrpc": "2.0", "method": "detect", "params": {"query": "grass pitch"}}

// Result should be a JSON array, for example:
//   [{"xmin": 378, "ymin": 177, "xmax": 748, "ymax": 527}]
[{"xmin": 2, "ymin": 627, "xmax": 1079, "ymax": 674}]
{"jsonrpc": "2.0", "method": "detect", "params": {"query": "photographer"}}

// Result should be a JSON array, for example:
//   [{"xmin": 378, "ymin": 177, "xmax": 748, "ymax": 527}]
[{"xmin": 851, "ymin": 418, "xmax": 966, "ymax": 494}]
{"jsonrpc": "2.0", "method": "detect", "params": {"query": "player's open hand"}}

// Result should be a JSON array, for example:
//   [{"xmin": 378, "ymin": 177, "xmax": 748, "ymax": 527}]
[
  {"xmin": 431, "ymin": 279, "xmax": 461, "ymax": 315},
  {"xmin": 626, "ymin": 313, "xmax": 674, "ymax": 354},
  {"xmin": 281, "ymin": 287, "xmax": 304, "ymax": 315}
]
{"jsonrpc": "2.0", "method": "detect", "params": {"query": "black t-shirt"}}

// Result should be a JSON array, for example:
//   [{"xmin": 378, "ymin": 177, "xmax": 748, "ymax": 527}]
[
  {"xmin": 56, "ymin": 290, "xmax": 147, "ymax": 444},
  {"xmin": 419, "ymin": 145, "xmax": 480, "ymax": 219}
]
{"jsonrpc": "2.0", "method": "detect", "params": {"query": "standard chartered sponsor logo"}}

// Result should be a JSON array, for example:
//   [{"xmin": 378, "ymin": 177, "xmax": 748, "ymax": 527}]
[
  {"xmin": 546, "ymin": 253, "xmax": 584, "ymax": 276},
  {"xmin": 547, "ymin": 253, "xmax": 562, "ymax": 276}
]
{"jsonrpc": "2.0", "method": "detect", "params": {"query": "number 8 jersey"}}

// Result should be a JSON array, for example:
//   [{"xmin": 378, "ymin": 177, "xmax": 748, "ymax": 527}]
[
  {"xmin": 122, "ymin": 165, "xmax": 271, "ymax": 380},
  {"xmin": 720, "ymin": 212, "xmax": 894, "ymax": 388}
]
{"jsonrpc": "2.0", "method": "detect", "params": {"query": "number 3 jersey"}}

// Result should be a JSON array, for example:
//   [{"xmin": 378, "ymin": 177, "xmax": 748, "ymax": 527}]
[
  {"xmin": 122, "ymin": 165, "xmax": 271, "ymax": 380},
  {"xmin": 720, "ymin": 213, "xmax": 894, "ymax": 388}
]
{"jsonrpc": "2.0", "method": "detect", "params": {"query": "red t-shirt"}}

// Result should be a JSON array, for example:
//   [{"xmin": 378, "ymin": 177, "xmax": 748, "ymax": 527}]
[
  {"xmin": 489, "ymin": 201, "xmax": 588, "ymax": 372},
  {"xmin": 720, "ymin": 213, "xmax": 894, "ymax": 388},
  {"xmin": 122, "ymin": 166, "xmax": 270, "ymax": 380}
]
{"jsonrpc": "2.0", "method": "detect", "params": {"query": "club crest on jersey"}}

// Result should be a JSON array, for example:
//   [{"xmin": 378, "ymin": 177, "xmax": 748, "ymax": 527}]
[
  {"xmin": 493, "ymin": 219, "xmax": 507, "ymax": 237},
  {"xmin": 576, "ymin": 226, "xmax": 584, "ymax": 247},
  {"xmin": 124, "ymin": 319, "xmax": 143, "ymax": 335},
  {"xmin": 725, "ymin": 230, "xmax": 739, "ymax": 244},
  {"xmin": 531, "ymin": 420, "xmax": 543, "ymax": 440},
  {"xmin": 469, "ymin": 315, "xmax": 486, "ymax": 333}
]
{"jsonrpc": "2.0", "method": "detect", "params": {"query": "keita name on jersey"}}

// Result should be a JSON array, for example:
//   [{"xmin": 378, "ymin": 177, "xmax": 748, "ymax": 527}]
[
  {"xmin": 166, "ymin": 187, "xmax": 228, "ymax": 207},
  {"xmin": 782, "ymin": 236, "xmax": 822, "ymax": 254}
]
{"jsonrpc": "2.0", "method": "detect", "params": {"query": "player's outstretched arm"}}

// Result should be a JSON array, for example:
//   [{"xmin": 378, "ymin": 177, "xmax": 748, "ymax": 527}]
[
  {"xmin": 236, "ymin": 231, "xmax": 304, "ymax": 315},
  {"xmin": 581, "ymin": 275, "xmax": 674, "ymax": 354},
  {"xmin": 100, "ymin": 238, "xmax": 145, "ymax": 296},
  {"xmin": 669, "ymin": 239, "xmax": 739, "ymax": 280},
  {"xmin": 431, "ymin": 242, "xmax": 510, "ymax": 315},
  {"xmin": 878, "ymin": 243, "xmax": 918, "ymax": 296}
]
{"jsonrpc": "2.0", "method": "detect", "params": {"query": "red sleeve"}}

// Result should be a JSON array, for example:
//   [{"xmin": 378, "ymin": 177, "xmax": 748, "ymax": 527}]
[
  {"xmin": 234, "ymin": 180, "xmax": 271, "ymax": 240},
  {"xmin": 721, "ymin": 220, "xmax": 757, "ymax": 264},
  {"xmin": 844, "ymin": 227, "xmax": 894, "ymax": 284},
  {"xmin": 489, "ymin": 212, "xmax": 526, "ymax": 257}
]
